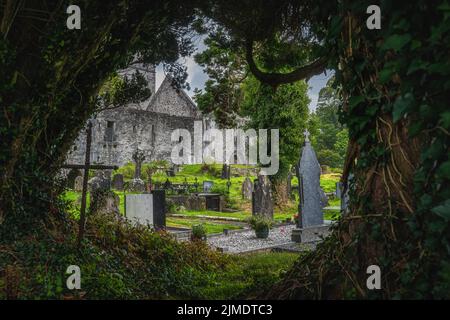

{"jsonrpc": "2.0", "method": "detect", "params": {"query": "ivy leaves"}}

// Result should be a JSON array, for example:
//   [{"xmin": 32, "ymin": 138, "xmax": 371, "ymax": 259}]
[
  {"xmin": 381, "ymin": 34, "xmax": 412, "ymax": 52},
  {"xmin": 392, "ymin": 93, "xmax": 414, "ymax": 122},
  {"xmin": 432, "ymin": 199, "xmax": 450, "ymax": 220}
]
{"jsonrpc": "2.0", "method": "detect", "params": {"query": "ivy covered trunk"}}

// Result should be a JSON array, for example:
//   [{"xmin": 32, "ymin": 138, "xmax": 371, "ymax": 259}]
[{"xmin": 268, "ymin": 1, "xmax": 450, "ymax": 299}]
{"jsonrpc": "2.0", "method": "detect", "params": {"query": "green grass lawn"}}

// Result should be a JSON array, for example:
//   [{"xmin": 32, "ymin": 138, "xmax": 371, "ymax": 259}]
[
  {"xmin": 178, "ymin": 210, "xmax": 249, "ymax": 220},
  {"xmin": 199, "ymin": 251, "xmax": 299, "ymax": 299},
  {"xmin": 167, "ymin": 217, "xmax": 242, "ymax": 234}
]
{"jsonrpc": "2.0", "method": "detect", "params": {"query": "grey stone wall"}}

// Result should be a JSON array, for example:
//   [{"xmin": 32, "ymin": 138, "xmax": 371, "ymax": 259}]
[{"xmin": 66, "ymin": 108, "xmax": 205, "ymax": 166}]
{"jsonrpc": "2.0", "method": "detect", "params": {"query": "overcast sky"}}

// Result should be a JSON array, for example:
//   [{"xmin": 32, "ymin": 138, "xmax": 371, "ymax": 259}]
[{"xmin": 155, "ymin": 39, "xmax": 333, "ymax": 112}]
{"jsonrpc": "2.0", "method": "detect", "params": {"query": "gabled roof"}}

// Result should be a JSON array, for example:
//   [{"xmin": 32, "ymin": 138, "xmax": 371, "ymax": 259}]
[{"xmin": 146, "ymin": 75, "xmax": 199, "ymax": 118}]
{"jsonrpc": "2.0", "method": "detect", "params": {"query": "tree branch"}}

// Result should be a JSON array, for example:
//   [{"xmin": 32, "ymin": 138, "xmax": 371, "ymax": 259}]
[{"xmin": 245, "ymin": 39, "xmax": 327, "ymax": 87}]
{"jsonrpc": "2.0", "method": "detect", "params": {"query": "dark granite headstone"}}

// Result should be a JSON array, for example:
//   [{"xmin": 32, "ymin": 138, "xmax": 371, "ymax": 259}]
[
  {"xmin": 112, "ymin": 174, "xmax": 124, "ymax": 191},
  {"xmin": 152, "ymin": 189, "xmax": 166, "ymax": 229}
]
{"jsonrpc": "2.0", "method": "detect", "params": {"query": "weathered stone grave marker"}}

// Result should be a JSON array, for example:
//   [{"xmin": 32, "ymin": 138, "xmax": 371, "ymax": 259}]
[
  {"xmin": 88, "ymin": 171, "xmax": 110, "ymax": 193},
  {"xmin": 252, "ymin": 175, "xmax": 273, "ymax": 219},
  {"xmin": 241, "ymin": 177, "xmax": 253, "ymax": 200},
  {"xmin": 292, "ymin": 130, "xmax": 329, "ymax": 243},
  {"xmin": 67, "ymin": 168, "xmax": 82, "ymax": 189},
  {"xmin": 74, "ymin": 175, "xmax": 83, "ymax": 192},
  {"xmin": 112, "ymin": 173, "xmax": 124, "ymax": 191},
  {"xmin": 128, "ymin": 149, "xmax": 146, "ymax": 192}
]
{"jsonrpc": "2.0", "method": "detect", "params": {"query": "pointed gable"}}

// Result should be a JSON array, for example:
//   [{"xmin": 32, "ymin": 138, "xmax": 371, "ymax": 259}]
[{"xmin": 146, "ymin": 75, "xmax": 200, "ymax": 119}]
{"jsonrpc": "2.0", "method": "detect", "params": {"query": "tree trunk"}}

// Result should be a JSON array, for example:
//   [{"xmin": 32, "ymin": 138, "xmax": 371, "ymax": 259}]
[
  {"xmin": 266, "ymin": 2, "xmax": 448, "ymax": 299},
  {"xmin": 272, "ymin": 179, "xmax": 289, "ymax": 209}
]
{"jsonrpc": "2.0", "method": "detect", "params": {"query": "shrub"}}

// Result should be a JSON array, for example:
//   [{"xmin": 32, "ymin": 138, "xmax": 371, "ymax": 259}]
[
  {"xmin": 317, "ymin": 149, "xmax": 343, "ymax": 168},
  {"xmin": 200, "ymin": 163, "xmax": 220, "ymax": 177},
  {"xmin": 191, "ymin": 224, "xmax": 207, "ymax": 241},
  {"xmin": 247, "ymin": 216, "xmax": 274, "ymax": 232},
  {"xmin": 0, "ymin": 211, "xmax": 227, "ymax": 299}
]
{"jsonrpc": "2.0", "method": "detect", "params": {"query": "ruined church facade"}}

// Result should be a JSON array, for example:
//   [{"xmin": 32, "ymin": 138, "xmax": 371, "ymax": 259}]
[{"xmin": 67, "ymin": 64, "xmax": 211, "ymax": 166}]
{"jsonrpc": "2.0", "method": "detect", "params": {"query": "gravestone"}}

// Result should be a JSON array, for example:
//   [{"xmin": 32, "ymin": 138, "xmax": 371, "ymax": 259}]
[
  {"xmin": 320, "ymin": 165, "xmax": 329, "ymax": 174},
  {"xmin": 319, "ymin": 187, "xmax": 329, "ymax": 207},
  {"xmin": 112, "ymin": 174, "xmax": 124, "ymax": 191},
  {"xmin": 204, "ymin": 194, "xmax": 223, "ymax": 211},
  {"xmin": 151, "ymin": 190, "xmax": 166, "ymax": 229},
  {"xmin": 167, "ymin": 194, "xmax": 207, "ymax": 211},
  {"xmin": 221, "ymin": 164, "xmax": 231, "ymax": 179},
  {"xmin": 88, "ymin": 171, "xmax": 110, "ymax": 193},
  {"xmin": 128, "ymin": 178, "xmax": 145, "ymax": 192},
  {"xmin": 125, "ymin": 190, "xmax": 166, "ymax": 229},
  {"xmin": 74, "ymin": 175, "xmax": 83, "ymax": 192},
  {"xmin": 67, "ymin": 169, "xmax": 82, "ymax": 189},
  {"xmin": 125, "ymin": 194, "xmax": 153, "ymax": 225},
  {"xmin": 252, "ymin": 175, "xmax": 273, "ymax": 219},
  {"xmin": 166, "ymin": 166, "xmax": 175, "ymax": 177},
  {"xmin": 128, "ymin": 149, "xmax": 146, "ymax": 192},
  {"xmin": 90, "ymin": 190, "xmax": 121, "ymax": 218},
  {"xmin": 87, "ymin": 171, "xmax": 118, "ymax": 217},
  {"xmin": 163, "ymin": 178, "xmax": 172, "ymax": 190},
  {"xmin": 241, "ymin": 177, "xmax": 253, "ymax": 200},
  {"xmin": 292, "ymin": 130, "xmax": 328, "ymax": 243},
  {"xmin": 132, "ymin": 149, "xmax": 145, "ymax": 179},
  {"xmin": 203, "ymin": 181, "xmax": 214, "ymax": 193},
  {"xmin": 335, "ymin": 181, "xmax": 342, "ymax": 199}
]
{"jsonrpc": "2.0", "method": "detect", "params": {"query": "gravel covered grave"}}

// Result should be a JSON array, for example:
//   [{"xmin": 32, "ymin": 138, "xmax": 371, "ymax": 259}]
[{"xmin": 207, "ymin": 224, "xmax": 297, "ymax": 253}]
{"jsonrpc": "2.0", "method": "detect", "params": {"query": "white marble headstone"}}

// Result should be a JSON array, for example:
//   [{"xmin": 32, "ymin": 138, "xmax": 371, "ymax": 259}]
[{"xmin": 125, "ymin": 194, "xmax": 154, "ymax": 225}]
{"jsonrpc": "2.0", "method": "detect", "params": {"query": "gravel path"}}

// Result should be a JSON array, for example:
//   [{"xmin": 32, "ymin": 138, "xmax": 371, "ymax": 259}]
[{"xmin": 207, "ymin": 224, "xmax": 296, "ymax": 253}]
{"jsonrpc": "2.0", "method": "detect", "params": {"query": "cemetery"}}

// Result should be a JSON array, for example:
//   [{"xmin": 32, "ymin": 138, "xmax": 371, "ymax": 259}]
[
  {"xmin": 1, "ymin": 1, "xmax": 448, "ymax": 302},
  {"xmin": 62, "ymin": 129, "xmax": 342, "ymax": 256}
]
